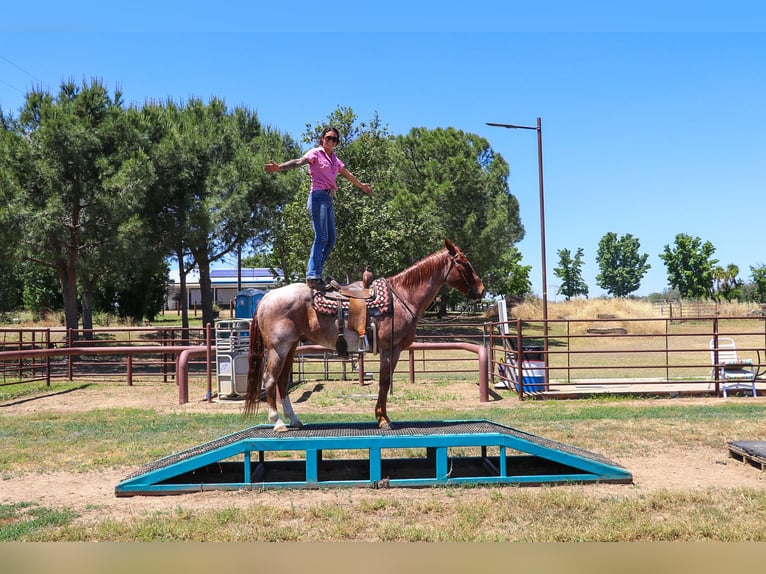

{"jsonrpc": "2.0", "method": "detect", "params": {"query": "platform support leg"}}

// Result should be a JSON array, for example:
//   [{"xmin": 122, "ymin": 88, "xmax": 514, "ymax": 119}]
[
  {"xmin": 244, "ymin": 450, "xmax": 251, "ymax": 483},
  {"xmin": 499, "ymin": 446, "xmax": 507, "ymax": 477},
  {"xmin": 370, "ymin": 448, "xmax": 381, "ymax": 482},
  {"xmin": 306, "ymin": 449, "xmax": 318, "ymax": 484},
  {"xmin": 436, "ymin": 447, "xmax": 448, "ymax": 481}
]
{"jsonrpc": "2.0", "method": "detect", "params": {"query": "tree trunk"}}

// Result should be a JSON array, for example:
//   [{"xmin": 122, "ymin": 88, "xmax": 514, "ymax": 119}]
[
  {"xmin": 176, "ymin": 252, "xmax": 190, "ymax": 342},
  {"xmin": 197, "ymin": 254, "xmax": 215, "ymax": 329},
  {"xmin": 80, "ymin": 280, "xmax": 94, "ymax": 341},
  {"xmin": 57, "ymin": 264, "xmax": 79, "ymax": 343}
]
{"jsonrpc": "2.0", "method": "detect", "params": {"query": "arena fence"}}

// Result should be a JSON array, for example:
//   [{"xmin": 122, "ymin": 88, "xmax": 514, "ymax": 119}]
[{"xmin": 2, "ymin": 315, "xmax": 765, "ymax": 402}]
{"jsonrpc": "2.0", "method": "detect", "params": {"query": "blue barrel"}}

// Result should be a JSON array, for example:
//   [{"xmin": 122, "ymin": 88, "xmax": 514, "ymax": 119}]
[
  {"xmin": 235, "ymin": 288, "xmax": 265, "ymax": 319},
  {"xmin": 513, "ymin": 360, "xmax": 546, "ymax": 393}
]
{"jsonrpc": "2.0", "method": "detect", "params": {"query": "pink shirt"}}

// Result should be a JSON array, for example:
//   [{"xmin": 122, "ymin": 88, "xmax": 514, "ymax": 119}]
[{"xmin": 302, "ymin": 147, "xmax": 345, "ymax": 191}]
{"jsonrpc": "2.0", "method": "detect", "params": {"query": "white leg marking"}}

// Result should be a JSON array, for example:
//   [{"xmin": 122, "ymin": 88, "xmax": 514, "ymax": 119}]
[
  {"xmin": 273, "ymin": 419, "xmax": 289, "ymax": 432},
  {"xmin": 281, "ymin": 396, "xmax": 303, "ymax": 428}
]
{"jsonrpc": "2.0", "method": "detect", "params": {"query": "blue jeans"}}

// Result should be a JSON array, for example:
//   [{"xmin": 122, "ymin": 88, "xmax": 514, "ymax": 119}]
[{"xmin": 306, "ymin": 190, "xmax": 336, "ymax": 279}]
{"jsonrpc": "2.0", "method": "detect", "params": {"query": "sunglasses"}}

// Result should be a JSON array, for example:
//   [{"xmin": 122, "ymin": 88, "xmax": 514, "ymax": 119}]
[{"xmin": 324, "ymin": 136, "xmax": 339, "ymax": 143}]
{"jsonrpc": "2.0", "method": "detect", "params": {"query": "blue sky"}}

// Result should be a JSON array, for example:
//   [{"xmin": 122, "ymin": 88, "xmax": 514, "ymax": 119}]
[{"xmin": 1, "ymin": 2, "xmax": 764, "ymax": 297}]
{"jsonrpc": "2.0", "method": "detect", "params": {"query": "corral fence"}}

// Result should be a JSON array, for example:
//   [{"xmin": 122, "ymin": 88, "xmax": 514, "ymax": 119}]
[
  {"xmin": 0, "ymin": 326, "xmax": 209, "ymax": 387},
  {"xmin": 2, "ymin": 314, "xmax": 766, "ymax": 403},
  {"xmin": 487, "ymin": 315, "xmax": 766, "ymax": 399},
  {"xmin": 652, "ymin": 300, "xmax": 766, "ymax": 319},
  {"xmin": 0, "ymin": 322, "xmax": 489, "ymax": 404}
]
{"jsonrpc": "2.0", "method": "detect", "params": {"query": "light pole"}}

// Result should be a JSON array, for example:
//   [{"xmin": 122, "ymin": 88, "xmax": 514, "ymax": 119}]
[{"xmin": 486, "ymin": 117, "xmax": 549, "ymax": 378}]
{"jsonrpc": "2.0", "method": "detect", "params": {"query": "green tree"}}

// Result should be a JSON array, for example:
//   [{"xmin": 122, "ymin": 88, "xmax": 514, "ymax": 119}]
[
  {"xmin": 391, "ymin": 125, "xmax": 525, "ymax": 303},
  {"xmin": 261, "ymin": 110, "xmax": 526, "ymax": 302},
  {"xmin": 143, "ymin": 98, "xmax": 290, "ymax": 328},
  {"xmin": 554, "ymin": 247, "xmax": 589, "ymax": 300},
  {"xmin": 0, "ymin": 262, "xmax": 22, "ymax": 313},
  {"xmin": 595, "ymin": 232, "xmax": 651, "ymax": 297},
  {"xmin": 20, "ymin": 262, "xmax": 62, "ymax": 321},
  {"xmin": 750, "ymin": 264, "xmax": 766, "ymax": 304},
  {"xmin": 659, "ymin": 233, "xmax": 718, "ymax": 299},
  {"xmin": 2, "ymin": 79, "xmax": 150, "ymax": 335},
  {"xmin": 712, "ymin": 263, "xmax": 742, "ymax": 302},
  {"xmin": 94, "ymin": 259, "xmax": 169, "ymax": 322},
  {"xmin": 271, "ymin": 107, "xmax": 404, "ymax": 284},
  {"xmin": 482, "ymin": 246, "xmax": 532, "ymax": 304}
]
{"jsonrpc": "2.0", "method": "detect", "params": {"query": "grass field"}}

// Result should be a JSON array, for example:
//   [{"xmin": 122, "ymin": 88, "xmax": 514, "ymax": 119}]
[
  {"xmin": 1, "ymin": 375, "xmax": 765, "ymax": 542},
  {"xmin": 2, "ymin": 298, "xmax": 766, "ymax": 543}
]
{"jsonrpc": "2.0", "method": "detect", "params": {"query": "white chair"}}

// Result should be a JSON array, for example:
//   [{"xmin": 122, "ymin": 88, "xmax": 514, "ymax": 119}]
[{"xmin": 709, "ymin": 337, "xmax": 757, "ymax": 397}]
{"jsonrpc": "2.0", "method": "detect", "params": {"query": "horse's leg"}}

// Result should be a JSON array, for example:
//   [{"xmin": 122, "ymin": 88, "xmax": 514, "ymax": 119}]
[
  {"xmin": 263, "ymin": 347, "xmax": 290, "ymax": 432},
  {"xmin": 375, "ymin": 349, "xmax": 399, "ymax": 430},
  {"xmin": 277, "ymin": 343, "xmax": 303, "ymax": 428}
]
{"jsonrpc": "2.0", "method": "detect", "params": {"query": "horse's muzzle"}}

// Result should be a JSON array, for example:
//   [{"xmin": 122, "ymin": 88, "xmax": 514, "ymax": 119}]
[{"xmin": 468, "ymin": 287, "xmax": 485, "ymax": 301}]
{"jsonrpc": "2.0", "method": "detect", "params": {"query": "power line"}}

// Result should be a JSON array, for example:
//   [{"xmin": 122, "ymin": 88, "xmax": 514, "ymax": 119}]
[
  {"xmin": 0, "ymin": 77, "xmax": 24, "ymax": 94},
  {"xmin": 0, "ymin": 54, "xmax": 49, "ymax": 92}
]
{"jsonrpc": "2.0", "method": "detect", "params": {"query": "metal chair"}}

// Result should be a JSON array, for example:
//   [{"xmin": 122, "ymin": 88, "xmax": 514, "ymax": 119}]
[{"xmin": 709, "ymin": 337, "xmax": 757, "ymax": 397}]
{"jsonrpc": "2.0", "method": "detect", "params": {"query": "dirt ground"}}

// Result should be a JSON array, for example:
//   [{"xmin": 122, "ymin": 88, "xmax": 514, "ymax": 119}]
[{"xmin": 2, "ymin": 379, "xmax": 765, "ymax": 525}]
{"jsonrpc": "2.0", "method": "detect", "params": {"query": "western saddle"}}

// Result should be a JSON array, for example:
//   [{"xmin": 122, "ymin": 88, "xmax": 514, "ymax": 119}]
[{"xmin": 314, "ymin": 267, "xmax": 377, "ymax": 358}]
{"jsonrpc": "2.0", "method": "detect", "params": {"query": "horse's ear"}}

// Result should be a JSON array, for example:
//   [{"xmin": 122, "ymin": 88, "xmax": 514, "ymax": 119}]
[{"xmin": 444, "ymin": 238, "xmax": 459, "ymax": 255}]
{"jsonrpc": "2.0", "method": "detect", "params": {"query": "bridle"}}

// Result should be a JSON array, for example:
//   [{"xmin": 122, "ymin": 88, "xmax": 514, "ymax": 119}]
[{"xmin": 447, "ymin": 251, "xmax": 475, "ymax": 295}]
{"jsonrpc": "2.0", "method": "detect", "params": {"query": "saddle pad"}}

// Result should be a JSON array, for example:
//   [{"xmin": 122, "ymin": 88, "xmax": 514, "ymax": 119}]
[{"xmin": 312, "ymin": 278, "xmax": 391, "ymax": 316}]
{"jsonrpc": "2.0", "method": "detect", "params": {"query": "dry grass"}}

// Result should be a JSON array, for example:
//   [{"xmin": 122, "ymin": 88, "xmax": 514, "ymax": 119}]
[
  {"xmin": 513, "ymin": 298, "xmax": 658, "ymax": 321},
  {"xmin": 507, "ymin": 298, "xmax": 760, "ymax": 336},
  {"xmin": 2, "ymin": 379, "xmax": 766, "ymax": 542},
  {"xmin": 512, "ymin": 298, "xmax": 758, "ymax": 321}
]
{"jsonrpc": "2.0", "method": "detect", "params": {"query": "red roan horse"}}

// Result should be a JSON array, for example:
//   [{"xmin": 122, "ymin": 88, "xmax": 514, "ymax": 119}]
[{"xmin": 244, "ymin": 239, "xmax": 485, "ymax": 431}]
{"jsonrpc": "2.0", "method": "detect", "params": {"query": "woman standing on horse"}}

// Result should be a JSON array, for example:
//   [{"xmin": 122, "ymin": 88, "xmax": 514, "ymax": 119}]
[{"xmin": 263, "ymin": 126, "xmax": 373, "ymax": 290}]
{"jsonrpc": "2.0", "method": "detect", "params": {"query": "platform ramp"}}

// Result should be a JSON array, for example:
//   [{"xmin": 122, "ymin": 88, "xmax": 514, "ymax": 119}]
[{"xmin": 115, "ymin": 419, "xmax": 632, "ymax": 496}]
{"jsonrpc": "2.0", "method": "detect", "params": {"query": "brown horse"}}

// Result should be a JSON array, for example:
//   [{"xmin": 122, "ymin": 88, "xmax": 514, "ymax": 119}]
[{"xmin": 243, "ymin": 239, "xmax": 485, "ymax": 431}]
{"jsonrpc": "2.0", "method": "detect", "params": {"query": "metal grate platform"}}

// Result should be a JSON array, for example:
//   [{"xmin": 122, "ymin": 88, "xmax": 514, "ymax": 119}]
[{"xmin": 115, "ymin": 420, "xmax": 633, "ymax": 496}]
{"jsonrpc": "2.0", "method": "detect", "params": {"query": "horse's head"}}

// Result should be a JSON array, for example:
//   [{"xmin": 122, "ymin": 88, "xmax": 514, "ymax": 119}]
[{"xmin": 444, "ymin": 239, "xmax": 485, "ymax": 300}]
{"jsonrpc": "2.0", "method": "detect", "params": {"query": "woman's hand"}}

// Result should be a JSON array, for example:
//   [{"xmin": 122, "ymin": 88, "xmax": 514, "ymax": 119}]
[{"xmin": 263, "ymin": 161, "xmax": 280, "ymax": 173}]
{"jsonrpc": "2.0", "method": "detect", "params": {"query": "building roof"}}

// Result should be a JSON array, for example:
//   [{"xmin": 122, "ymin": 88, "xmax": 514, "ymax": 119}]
[
  {"xmin": 210, "ymin": 268, "xmax": 282, "ymax": 280},
  {"xmin": 168, "ymin": 267, "xmax": 284, "ymax": 286}
]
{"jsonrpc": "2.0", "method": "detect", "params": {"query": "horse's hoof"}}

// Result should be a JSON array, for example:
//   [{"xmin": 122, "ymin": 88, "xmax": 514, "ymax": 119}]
[
  {"xmin": 289, "ymin": 420, "xmax": 304, "ymax": 429},
  {"xmin": 378, "ymin": 419, "xmax": 393, "ymax": 431},
  {"xmin": 273, "ymin": 421, "xmax": 290, "ymax": 433}
]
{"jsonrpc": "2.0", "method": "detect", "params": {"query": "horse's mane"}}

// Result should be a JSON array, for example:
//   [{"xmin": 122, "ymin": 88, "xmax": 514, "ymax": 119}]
[{"xmin": 388, "ymin": 249, "xmax": 448, "ymax": 292}]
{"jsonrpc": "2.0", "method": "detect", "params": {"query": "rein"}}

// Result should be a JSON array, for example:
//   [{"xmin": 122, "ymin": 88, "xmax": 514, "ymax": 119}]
[
  {"xmin": 388, "ymin": 280, "xmax": 419, "ymax": 320},
  {"xmin": 387, "ymin": 250, "xmax": 470, "ymax": 320}
]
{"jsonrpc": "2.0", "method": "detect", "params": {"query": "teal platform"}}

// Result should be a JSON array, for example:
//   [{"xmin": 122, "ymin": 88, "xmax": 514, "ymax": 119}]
[{"xmin": 115, "ymin": 420, "xmax": 632, "ymax": 496}]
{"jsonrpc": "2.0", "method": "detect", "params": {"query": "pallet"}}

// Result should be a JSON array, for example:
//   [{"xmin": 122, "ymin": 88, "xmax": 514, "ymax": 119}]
[{"xmin": 728, "ymin": 440, "xmax": 766, "ymax": 471}]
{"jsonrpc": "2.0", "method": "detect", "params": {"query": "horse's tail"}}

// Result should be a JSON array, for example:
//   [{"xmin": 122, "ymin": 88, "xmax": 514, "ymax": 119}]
[{"xmin": 243, "ymin": 314, "xmax": 265, "ymax": 417}]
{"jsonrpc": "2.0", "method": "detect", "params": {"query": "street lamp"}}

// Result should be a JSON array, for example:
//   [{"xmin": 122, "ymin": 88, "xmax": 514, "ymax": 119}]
[{"xmin": 486, "ymin": 117, "xmax": 549, "ymax": 377}]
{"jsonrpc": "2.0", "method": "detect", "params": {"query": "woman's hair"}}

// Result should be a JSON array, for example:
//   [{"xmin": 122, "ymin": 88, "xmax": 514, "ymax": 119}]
[{"xmin": 318, "ymin": 126, "xmax": 340, "ymax": 144}]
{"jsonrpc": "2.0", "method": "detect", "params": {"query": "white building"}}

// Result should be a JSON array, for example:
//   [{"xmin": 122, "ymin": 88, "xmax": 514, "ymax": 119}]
[{"xmin": 166, "ymin": 267, "xmax": 284, "ymax": 310}]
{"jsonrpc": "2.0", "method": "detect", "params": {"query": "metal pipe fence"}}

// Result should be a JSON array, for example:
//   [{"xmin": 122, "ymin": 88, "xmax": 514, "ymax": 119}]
[
  {"xmin": 3, "ymin": 316, "xmax": 765, "ymax": 402},
  {"xmin": 0, "ymin": 326, "xmax": 209, "ymax": 389},
  {"xmin": 487, "ymin": 316, "xmax": 766, "ymax": 398}
]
